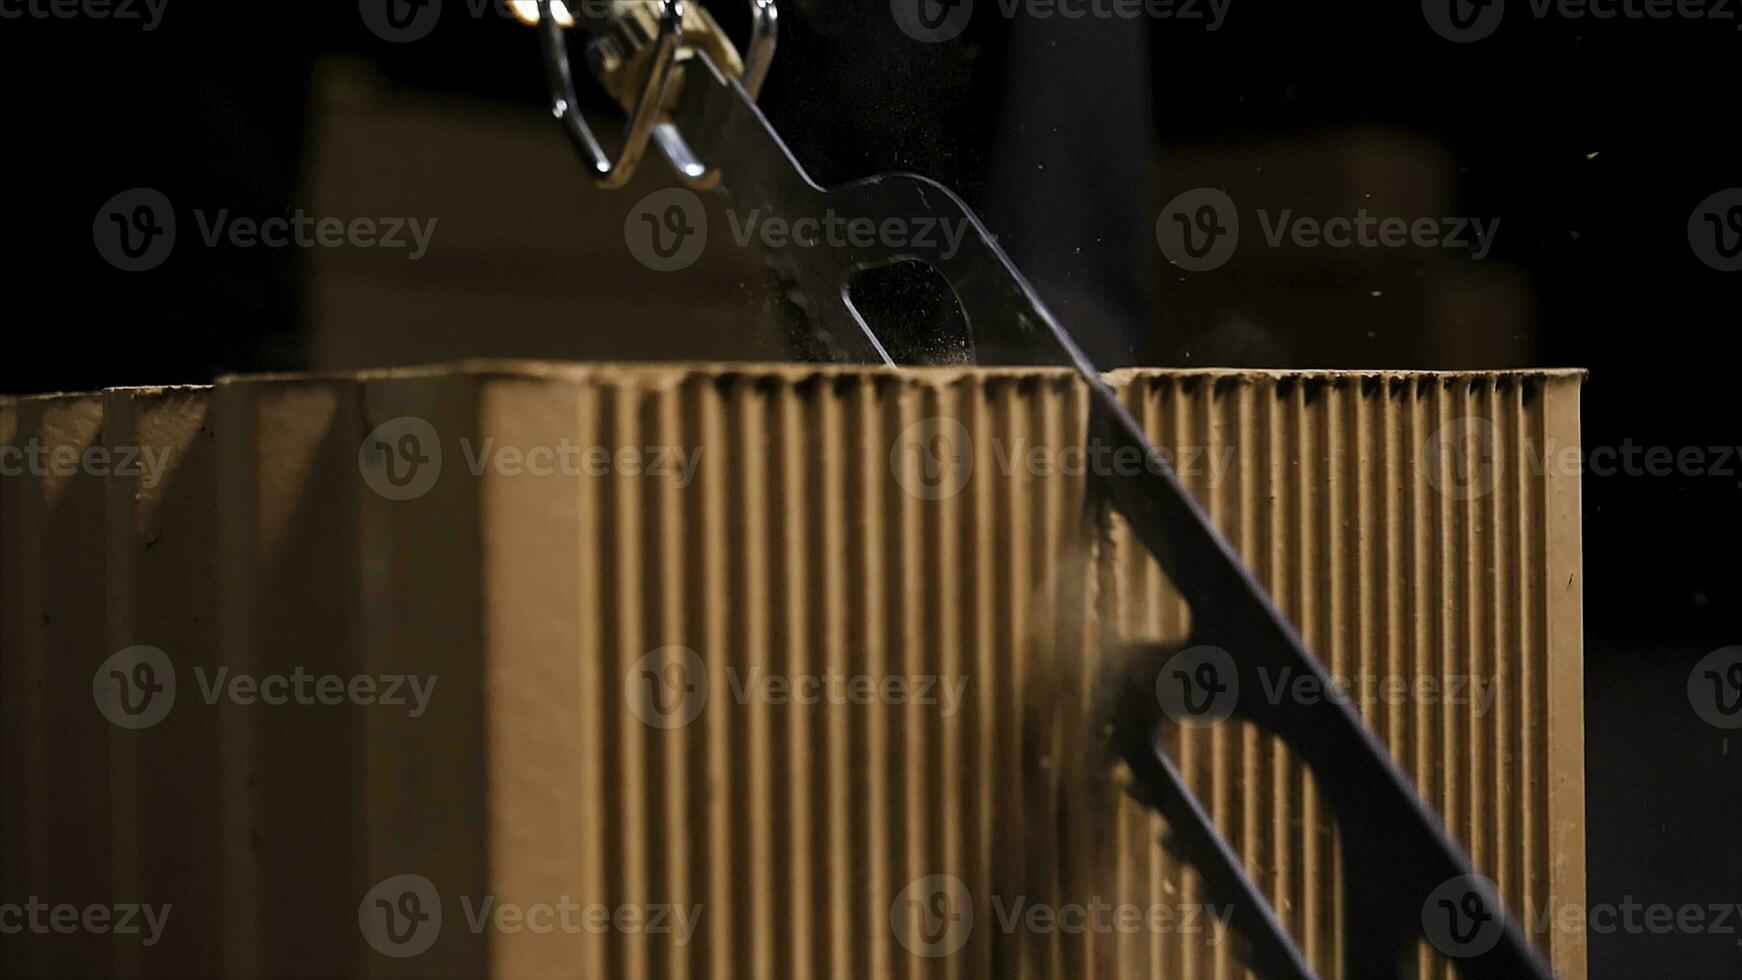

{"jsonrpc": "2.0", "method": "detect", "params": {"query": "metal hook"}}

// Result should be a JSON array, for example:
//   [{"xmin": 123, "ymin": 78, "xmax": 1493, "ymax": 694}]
[
  {"xmin": 537, "ymin": 0, "xmax": 685, "ymax": 190},
  {"xmin": 655, "ymin": 0, "xmax": 778, "ymax": 189},
  {"xmin": 740, "ymin": 0, "xmax": 779, "ymax": 100},
  {"xmin": 535, "ymin": 0, "xmax": 779, "ymax": 190}
]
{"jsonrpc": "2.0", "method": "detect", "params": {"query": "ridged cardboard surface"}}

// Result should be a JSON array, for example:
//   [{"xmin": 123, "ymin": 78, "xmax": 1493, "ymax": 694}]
[
  {"xmin": 1102, "ymin": 371, "xmax": 1585, "ymax": 980},
  {"xmin": 0, "ymin": 363, "xmax": 1583, "ymax": 979}
]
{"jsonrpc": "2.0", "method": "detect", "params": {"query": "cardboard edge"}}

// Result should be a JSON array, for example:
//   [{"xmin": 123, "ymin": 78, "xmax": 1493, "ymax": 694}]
[{"xmin": 1541, "ymin": 373, "xmax": 1587, "ymax": 980}]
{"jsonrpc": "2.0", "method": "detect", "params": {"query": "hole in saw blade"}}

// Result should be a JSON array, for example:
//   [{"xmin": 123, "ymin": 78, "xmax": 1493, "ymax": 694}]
[{"xmin": 845, "ymin": 259, "xmax": 973, "ymax": 365}]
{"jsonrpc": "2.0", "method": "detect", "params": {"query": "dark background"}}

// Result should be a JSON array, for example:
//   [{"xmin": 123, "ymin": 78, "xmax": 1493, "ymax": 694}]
[{"xmin": 2, "ymin": 1, "xmax": 1738, "ymax": 976}]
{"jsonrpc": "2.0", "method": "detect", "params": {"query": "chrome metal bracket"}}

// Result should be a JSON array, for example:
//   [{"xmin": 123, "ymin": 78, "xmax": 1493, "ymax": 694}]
[{"xmin": 534, "ymin": 0, "xmax": 777, "ymax": 189}]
